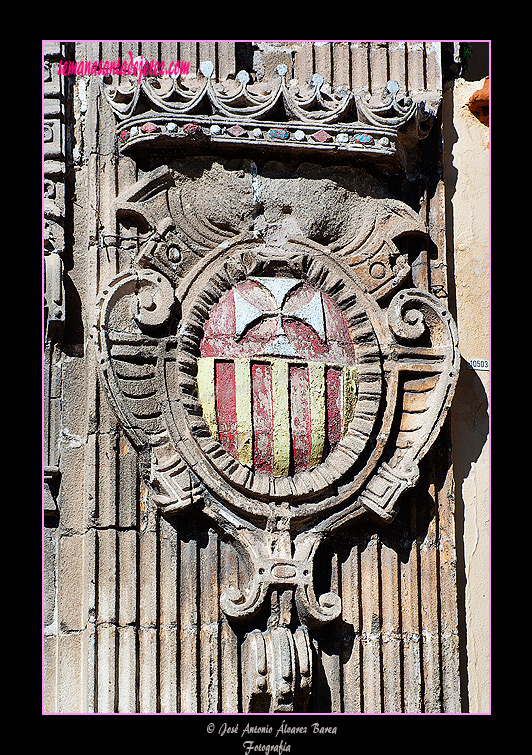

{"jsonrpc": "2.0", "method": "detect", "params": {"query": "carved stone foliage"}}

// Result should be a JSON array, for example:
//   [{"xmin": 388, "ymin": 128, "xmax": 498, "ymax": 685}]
[{"xmin": 94, "ymin": 152, "xmax": 459, "ymax": 711}]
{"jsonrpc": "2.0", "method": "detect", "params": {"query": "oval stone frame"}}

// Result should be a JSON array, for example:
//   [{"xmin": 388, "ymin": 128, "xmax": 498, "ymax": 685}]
[{"xmin": 166, "ymin": 237, "xmax": 389, "ymax": 523}]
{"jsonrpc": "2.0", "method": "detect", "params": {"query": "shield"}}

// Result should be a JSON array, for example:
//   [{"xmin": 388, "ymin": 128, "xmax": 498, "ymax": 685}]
[{"xmin": 197, "ymin": 277, "xmax": 358, "ymax": 477}]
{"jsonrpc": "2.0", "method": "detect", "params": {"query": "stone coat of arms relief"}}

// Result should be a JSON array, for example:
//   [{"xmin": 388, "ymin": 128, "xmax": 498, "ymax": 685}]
[{"xmin": 94, "ymin": 64, "xmax": 459, "ymax": 713}]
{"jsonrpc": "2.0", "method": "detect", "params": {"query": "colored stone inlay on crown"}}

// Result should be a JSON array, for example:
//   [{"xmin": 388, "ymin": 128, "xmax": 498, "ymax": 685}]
[
  {"xmin": 353, "ymin": 133, "xmax": 374, "ymax": 145},
  {"xmin": 119, "ymin": 119, "xmax": 387, "ymax": 154},
  {"xmin": 268, "ymin": 128, "xmax": 290, "ymax": 140},
  {"xmin": 140, "ymin": 121, "xmax": 159, "ymax": 134},
  {"xmin": 310, "ymin": 130, "xmax": 332, "ymax": 143},
  {"xmin": 227, "ymin": 124, "xmax": 247, "ymax": 137},
  {"xmin": 183, "ymin": 122, "xmax": 202, "ymax": 135}
]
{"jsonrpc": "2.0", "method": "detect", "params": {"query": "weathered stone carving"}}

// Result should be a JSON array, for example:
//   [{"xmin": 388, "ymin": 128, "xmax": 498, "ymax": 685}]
[
  {"xmin": 104, "ymin": 63, "xmax": 436, "ymax": 161},
  {"xmin": 44, "ymin": 42, "xmax": 70, "ymax": 519},
  {"xmin": 94, "ymin": 63, "xmax": 459, "ymax": 713}
]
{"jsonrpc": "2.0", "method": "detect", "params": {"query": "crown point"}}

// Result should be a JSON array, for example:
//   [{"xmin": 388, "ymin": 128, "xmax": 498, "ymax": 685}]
[
  {"xmin": 276, "ymin": 64, "xmax": 288, "ymax": 77},
  {"xmin": 200, "ymin": 61, "xmax": 215, "ymax": 78},
  {"xmin": 387, "ymin": 80, "xmax": 400, "ymax": 95}
]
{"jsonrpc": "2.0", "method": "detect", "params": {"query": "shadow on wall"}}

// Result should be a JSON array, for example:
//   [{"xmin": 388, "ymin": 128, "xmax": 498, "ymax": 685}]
[
  {"xmin": 451, "ymin": 357, "xmax": 489, "ymax": 712},
  {"xmin": 441, "ymin": 45, "xmax": 490, "ymax": 712},
  {"xmin": 452, "ymin": 358, "xmax": 489, "ymax": 483}
]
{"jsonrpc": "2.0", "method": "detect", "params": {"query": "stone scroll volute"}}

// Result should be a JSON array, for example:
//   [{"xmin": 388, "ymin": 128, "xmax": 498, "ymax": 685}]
[{"xmin": 94, "ymin": 64, "xmax": 459, "ymax": 713}]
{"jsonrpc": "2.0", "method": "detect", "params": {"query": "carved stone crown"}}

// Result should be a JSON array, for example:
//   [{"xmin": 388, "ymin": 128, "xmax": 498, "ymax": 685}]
[{"xmin": 104, "ymin": 62, "xmax": 437, "ymax": 158}]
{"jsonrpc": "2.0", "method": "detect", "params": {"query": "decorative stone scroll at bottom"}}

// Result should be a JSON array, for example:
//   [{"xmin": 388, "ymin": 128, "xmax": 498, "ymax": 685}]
[
  {"xmin": 242, "ymin": 624, "xmax": 313, "ymax": 713},
  {"xmin": 214, "ymin": 518, "xmax": 342, "ymax": 713}
]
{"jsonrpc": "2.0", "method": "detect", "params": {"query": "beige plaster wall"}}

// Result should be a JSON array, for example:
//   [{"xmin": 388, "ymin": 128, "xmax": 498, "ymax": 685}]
[{"xmin": 444, "ymin": 77, "xmax": 490, "ymax": 713}]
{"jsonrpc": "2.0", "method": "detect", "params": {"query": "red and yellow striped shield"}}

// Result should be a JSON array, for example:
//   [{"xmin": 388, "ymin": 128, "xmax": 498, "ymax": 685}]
[{"xmin": 197, "ymin": 277, "xmax": 358, "ymax": 477}]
